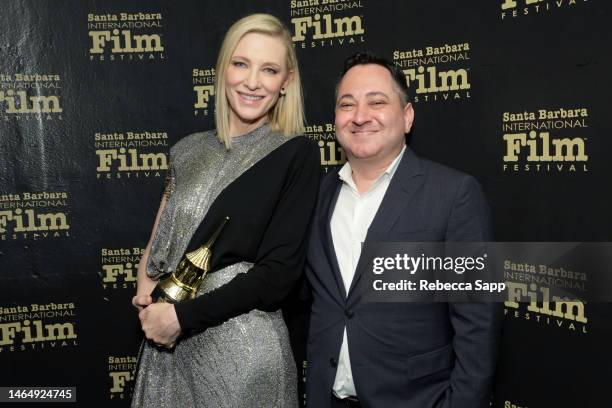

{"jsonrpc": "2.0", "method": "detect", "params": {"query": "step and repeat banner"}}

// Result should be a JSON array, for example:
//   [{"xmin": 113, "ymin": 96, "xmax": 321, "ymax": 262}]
[{"xmin": 1, "ymin": 1, "xmax": 611, "ymax": 407}]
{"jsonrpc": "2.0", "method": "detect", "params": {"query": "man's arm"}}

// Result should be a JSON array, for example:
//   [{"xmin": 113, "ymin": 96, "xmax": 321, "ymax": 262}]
[{"xmin": 445, "ymin": 175, "xmax": 503, "ymax": 408}]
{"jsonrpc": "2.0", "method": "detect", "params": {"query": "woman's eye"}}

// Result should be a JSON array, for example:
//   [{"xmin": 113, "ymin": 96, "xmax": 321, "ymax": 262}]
[
  {"xmin": 264, "ymin": 67, "xmax": 278, "ymax": 74},
  {"xmin": 232, "ymin": 61, "xmax": 246, "ymax": 68}
]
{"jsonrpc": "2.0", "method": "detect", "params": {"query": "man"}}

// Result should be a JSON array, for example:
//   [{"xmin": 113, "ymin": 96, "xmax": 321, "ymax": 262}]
[{"xmin": 305, "ymin": 52, "xmax": 502, "ymax": 408}]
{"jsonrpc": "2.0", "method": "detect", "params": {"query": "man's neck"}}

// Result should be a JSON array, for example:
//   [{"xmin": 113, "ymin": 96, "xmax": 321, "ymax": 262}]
[
  {"xmin": 348, "ymin": 145, "xmax": 405, "ymax": 194},
  {"xmin": 349, "ymin": 161, "xmax": 390, "ymax": 194}
]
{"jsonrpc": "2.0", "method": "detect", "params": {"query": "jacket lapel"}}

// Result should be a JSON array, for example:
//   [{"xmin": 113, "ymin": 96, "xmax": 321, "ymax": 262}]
[
  {"xmin": 319, "ymin": 173, "xmax": 347, "ymax": 301},
  {"xmin": 347, "ymin": 147, "xmax": 425, "ymax": 300}
]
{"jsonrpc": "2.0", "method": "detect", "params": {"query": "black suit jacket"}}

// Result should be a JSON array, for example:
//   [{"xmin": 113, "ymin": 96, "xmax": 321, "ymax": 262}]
[{"xmin": 305, "ymin": 147, "xmax": 502, "ymax": 408}]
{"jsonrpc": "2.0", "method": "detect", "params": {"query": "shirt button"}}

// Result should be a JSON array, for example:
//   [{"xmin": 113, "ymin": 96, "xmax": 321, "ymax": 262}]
[{"xmin": 330, "ymin": 358, "xmax": 338, "ymax": 368}]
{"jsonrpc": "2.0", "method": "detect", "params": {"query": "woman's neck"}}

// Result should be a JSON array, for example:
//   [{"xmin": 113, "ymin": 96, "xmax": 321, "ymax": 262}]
[{"xmin": 229, "ymin": 117, "xmax": 268, "ymax": 138}]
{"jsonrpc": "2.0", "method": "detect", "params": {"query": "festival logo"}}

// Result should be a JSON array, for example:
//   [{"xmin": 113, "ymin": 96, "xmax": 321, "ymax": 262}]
[
  {"xmin": 108, "ymin": 355, "xmax": 137, "ymax": 400},
  {"xmin": 504, "ymin": 258, "xmax": 588, "ymax": 334},
  {"xmin": 290, "ymin": 0, "xmax": 365, "ymax": 49},
  {"xmin": 502, "ymin": 399, "xmax": 529, "ymax": 408},
  {"xmin": 100, "ymin": 247, "xmax": 143, "ymax": 290},
  {"xmin": 0, "ymin": 73, "xmax": 62, "ymax": 122},
  {"xmin": 0, "ymin": 192, "xmax": 70, "ymax": 241},
  {"xmin": 87, "ymin": 12, "xmax": 165, "ymax": 62},
  {"xmin": 392, "ymin": 42, "xmax": 471, "ymax": 103},
  {"xmin": 502, "ymin": 107, "xmax": 589, "ymax": 173},
  {"xmin": 193, "ymin": 68, "xmax": 215, "ymax": 117},
  {"xmin": 501, "ymin": 0, "xmax": 589, "ymax": 20},
  {"xmin": 0, "ymin": 302, "xmax": 78, "ymax": 352},
  {"xmin": 303, "ymin": 122, "xmax": 346, "ymax": 172},
  {"xmin": 95, "ymin": 130, "xmax": 169, "ymax": 180}
]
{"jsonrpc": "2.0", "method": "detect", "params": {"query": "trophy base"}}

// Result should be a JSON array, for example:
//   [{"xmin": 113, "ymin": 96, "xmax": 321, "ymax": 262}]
[{"xmin": 150, "ymin": 285, "xmax": 172, "ymax": 304}]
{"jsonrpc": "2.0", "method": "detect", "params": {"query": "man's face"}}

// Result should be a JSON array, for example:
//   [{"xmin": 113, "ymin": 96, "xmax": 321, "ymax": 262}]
[{"xmin": 335, "ymin": 64, "xmax": 414, "ymax": 164}]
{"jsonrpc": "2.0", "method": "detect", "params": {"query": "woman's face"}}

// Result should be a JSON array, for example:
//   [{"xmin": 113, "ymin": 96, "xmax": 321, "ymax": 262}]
[{"xmin": 225, "ymin": 32, "xmax": 291, "ymax": 136}]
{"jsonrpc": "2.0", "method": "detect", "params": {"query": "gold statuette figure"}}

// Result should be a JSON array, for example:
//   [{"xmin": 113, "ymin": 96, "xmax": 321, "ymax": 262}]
[{"xmin": 151, "ymin": 216, "xmax": 229, "ymax": 303}]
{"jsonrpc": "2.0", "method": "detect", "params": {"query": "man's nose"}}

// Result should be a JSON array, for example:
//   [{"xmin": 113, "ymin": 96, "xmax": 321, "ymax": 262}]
[{"xmin": 351, "ymin": 102, "xmax": 370, "ymax": 125}]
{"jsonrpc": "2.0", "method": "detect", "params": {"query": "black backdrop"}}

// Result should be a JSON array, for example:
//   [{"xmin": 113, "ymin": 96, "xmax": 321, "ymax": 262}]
[{"xmin": 1, "ymin": 1, "xmax": 611, "ymax": 407}]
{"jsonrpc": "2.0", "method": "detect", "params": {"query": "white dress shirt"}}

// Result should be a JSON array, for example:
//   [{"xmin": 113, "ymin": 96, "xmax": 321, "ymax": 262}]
[{"xmin": 331, "ymin": 145, "xmax": 406, "ymax": 398}]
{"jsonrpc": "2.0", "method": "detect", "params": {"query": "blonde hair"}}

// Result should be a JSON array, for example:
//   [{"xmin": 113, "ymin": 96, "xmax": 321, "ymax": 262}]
[{"xmin": 214, "ymin": 13, "xmax": 305, "ymax": 148}]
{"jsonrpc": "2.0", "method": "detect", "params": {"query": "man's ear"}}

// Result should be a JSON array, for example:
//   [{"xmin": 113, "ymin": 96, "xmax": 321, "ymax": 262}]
[{"xmin": 403, "ymin": 102, "xmax": 414, "ymax": 134}]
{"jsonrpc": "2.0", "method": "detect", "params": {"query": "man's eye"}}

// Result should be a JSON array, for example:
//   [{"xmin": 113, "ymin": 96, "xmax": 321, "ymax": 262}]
[
  {"xmin": 371, "ymin": 100, "xmax": 386, "ymax": 105},
  {"xmin": 339, "ymin": 103, "xmax": 354, "ymax": 108}
]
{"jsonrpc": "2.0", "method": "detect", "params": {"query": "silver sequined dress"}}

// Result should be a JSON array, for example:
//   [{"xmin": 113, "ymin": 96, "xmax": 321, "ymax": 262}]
[{"xmin": 131, "ymin": 125, "xmax": 298, "ymax": 408}]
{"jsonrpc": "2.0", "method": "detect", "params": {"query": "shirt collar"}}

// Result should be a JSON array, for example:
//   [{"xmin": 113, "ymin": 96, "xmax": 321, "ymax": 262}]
[{"xmin": 338, "ymin": 144, "xmax": 406, "ymax": 191}]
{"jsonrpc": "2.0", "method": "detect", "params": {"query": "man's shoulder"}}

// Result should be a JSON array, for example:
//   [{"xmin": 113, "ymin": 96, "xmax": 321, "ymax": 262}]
[
  {"xmin": 420, "ymin": 157, "xmax": 470, "ymax": 177},
  {"xmin": 415, "ymin": 153, "xmax": 476, "ymax": 186},
  {"xmin": 405, "ymin": 151, "xmax": 485, "ymax": 207}
]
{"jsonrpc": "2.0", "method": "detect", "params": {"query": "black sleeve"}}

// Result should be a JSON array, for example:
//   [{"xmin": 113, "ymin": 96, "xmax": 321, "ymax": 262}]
[{"xmin": 174, "ymin": 139, "xmax": 320, "ymax": 332}]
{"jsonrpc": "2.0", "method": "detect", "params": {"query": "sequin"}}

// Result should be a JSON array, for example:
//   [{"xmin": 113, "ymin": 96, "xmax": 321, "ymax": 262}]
[
  {"xmin": 147, "ymin": 124, "xmax": 283, "ymax": 279},
  {"xmin": 131, "ymin": 125, "xmax": 298, "ymax": 408}
]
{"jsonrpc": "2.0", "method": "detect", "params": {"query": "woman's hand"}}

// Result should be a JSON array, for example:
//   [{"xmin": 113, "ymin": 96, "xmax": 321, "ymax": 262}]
[
  {"xmin": 132, "ymin": 294, "xmax": 153, "ymax": 312},
  {"xmin": 138, "ymin": 303, "xmax": 182, "ymax": 348}
]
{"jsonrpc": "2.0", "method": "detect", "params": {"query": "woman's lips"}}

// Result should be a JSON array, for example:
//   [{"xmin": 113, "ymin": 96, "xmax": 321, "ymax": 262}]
[{"xmin": 237, "ymin": 91, "xmax": 264, "ymax": 104}]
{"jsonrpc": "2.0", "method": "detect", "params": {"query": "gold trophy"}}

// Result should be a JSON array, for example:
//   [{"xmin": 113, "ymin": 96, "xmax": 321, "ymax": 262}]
[{"xmin": 150, "ymin": 216, "xmax": 229, "ymax": 304}]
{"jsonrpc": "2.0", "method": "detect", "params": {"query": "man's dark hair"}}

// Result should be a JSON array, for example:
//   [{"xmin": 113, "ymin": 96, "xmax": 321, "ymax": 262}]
[{"xmin": 336, "ymin": 51, "xmax": 410, "ymax": 105}]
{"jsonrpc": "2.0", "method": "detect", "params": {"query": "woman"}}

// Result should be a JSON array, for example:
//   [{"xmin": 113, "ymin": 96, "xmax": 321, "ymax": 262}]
[{"xmin": 130, "ymin": 13, "xmax": 319, "ymax": 408}]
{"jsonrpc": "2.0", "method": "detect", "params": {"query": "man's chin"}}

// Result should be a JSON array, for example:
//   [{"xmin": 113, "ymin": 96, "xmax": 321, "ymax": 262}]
[{"xmin": 345, "ymin": 144, "xmax": 381, "ymax": 158}]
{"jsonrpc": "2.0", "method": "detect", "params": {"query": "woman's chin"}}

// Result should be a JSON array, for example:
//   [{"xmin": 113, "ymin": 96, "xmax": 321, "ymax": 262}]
[{"xmin": 231, "ymin": 111, "xmax": 267, "ymax": 128}]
